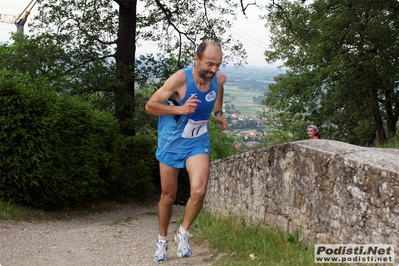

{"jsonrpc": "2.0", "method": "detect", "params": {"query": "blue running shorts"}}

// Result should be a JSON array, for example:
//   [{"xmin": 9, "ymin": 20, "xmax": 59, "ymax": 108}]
[{"xmin": 156, "ymin": 146, "xmax": 210, "ymax": 169}]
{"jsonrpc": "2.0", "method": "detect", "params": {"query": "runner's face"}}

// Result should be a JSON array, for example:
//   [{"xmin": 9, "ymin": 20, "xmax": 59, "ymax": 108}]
[
  {"xmin": 198, "ymin": 61, "xmax": 221, "ymax": 81},
  {"xmin": 196, "ymin": 45, "xmax": 222, "ymax": 81}
]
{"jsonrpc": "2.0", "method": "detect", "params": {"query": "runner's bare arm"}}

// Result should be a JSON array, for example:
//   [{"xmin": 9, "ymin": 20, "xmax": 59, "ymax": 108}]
[
  {"xmin": 214, "ymin": 72, "xmax": 226, "ymax": 112},
  {"xmin": 215, "ymin": 72, "xmax": 228, "ymax": 131},
  {"xmin": 145, "ymin": 70, "xmax": 201, "ymax": 116}
]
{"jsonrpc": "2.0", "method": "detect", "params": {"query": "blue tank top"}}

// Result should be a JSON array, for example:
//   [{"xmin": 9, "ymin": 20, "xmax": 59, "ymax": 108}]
[{"xmin": 157, "ymin": 68, "xmax": 219, "ymax": 153}]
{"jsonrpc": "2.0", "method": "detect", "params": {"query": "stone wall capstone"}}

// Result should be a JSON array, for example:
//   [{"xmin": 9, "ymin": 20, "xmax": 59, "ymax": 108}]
[{"xmin": 205, "ymin": 139, "xmax": 399, "ymax": 251}]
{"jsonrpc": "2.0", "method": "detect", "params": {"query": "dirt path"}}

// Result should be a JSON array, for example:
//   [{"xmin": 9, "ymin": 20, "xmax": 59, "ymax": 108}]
[{"xmin": 0, "ymin": 202, "xmax": 216, "ymax": 266}]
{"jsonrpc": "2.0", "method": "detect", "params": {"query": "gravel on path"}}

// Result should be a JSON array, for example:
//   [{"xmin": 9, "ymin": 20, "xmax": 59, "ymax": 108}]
[{"xmin": 0, "ymin": 202, "xmax": 217, "ymax": 266}]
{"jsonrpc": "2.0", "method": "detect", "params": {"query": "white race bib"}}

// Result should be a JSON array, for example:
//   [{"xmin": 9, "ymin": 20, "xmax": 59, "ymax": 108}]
[{"xmin": 181, "ymin": 119, "xmax": 209, "ymax": 138}]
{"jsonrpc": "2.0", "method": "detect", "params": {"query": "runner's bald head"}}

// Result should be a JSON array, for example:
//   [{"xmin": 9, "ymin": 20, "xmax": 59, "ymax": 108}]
[{"xmin": 195, "ymin": 42, "xmax": 222, "ymax": 59}]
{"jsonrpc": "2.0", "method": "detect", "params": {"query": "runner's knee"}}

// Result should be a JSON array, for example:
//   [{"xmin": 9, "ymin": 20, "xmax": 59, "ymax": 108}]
[{"xmin": 161, "ymin": 191, "xmax": 176, "ymax": 206}]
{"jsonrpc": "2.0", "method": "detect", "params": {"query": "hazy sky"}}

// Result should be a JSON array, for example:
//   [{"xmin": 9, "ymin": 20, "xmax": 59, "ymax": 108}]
[{"xmin": 0, "ymin": 0, "xmax": 271, "ymax": 66}]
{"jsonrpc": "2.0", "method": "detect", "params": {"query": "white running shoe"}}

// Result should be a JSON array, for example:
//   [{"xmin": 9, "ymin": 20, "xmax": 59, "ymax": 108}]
[
  {"xmin": 153, "ymin": 240, "xmax": 168, "ymax": 262},
  {"xmin": 175, "ymin": 228, "xmax": 192, "ymax": 257}
]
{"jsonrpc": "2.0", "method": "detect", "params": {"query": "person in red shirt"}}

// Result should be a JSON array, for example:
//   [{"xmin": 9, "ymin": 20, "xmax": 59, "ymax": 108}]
[{"xmin": 307, "ymin": 125, "xmax": 320, "ymax": 139}]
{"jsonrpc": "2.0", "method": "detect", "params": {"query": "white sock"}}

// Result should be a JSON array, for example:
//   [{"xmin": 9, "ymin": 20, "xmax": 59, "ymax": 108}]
[
  {"xmin": 158, "ymin": 235, "xmax": 168, "ymax": 241},
  {"xmin": 179, "ymin": 225, "xmax": 189, "ymax": 234}
]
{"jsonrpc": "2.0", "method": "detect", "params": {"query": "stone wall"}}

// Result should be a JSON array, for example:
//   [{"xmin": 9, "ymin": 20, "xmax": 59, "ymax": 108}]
[{"xmin": 204, "ymin": 139, "xmax": 399, "ymax": 250}]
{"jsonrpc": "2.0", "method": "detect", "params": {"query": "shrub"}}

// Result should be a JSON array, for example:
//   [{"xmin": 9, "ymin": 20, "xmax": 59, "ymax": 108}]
[
  {"xmin": 110, "ymin": 134, "xmax": 157, "ymax": 201},
  {"xmin": 0, "ymin": 71, "xmax": 120, "ymax": 209}
]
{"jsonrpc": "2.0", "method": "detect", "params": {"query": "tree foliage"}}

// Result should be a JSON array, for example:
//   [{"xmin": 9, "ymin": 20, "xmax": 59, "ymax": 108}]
[
  {"xmin": 0, "ymin": 1, "xmax": 245, "ymax": 207},
  {"xmin": 263, "ymin": 0, "xmax": 399, "ymax": 145},
  {"xmin": 209, "ymin": 116, "xmax": 236, "ymax": 161},
  {"xmin": 25, "ymin": 0, "xmax": 247, "ymax": 135}
]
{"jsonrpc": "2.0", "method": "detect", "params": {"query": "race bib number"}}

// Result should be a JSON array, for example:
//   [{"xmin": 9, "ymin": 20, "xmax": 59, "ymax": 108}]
[{"xmin": 181, "ymin": 119, "xmax": 209, "ymax": 138}]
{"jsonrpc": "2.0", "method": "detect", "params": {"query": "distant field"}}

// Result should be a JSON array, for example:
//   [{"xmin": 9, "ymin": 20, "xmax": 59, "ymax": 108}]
[{"xmin": 223, "ymin": 85, "xmax": 266, "ymax": 115}]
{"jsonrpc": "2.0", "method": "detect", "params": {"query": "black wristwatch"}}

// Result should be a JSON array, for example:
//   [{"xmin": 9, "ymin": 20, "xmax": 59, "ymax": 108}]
[{"xmin": 214, "ymin": 110, "xmax": 223, "ymax": 116}]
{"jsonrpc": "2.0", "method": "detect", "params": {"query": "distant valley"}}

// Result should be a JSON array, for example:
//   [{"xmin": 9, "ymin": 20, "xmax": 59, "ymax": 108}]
[
  {"xmin": 219, "ymin": 65, "xmax": 284, "ymax": 116},
  {"xmin": 217, "ymin": 65, "xmax": 286, "ymax": 151}
]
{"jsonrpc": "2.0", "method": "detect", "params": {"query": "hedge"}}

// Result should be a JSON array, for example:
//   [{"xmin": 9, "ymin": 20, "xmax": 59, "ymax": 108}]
[{"xmin": 0, "ymin": 71, "xmax": 121, "ymax": 209}]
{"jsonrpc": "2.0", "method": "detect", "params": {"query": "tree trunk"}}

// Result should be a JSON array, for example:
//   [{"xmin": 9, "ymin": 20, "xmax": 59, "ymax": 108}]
[
  {"xmin": 115, "ymin": 0, "xmax": 137, "ymax": 136},
  {"xmin": 383, "ymin": 88, "xmax": 398, "ymax": 138},
  {"xmin": 370, "ymin": 88, "xmax": 386, "ymax": 142}
]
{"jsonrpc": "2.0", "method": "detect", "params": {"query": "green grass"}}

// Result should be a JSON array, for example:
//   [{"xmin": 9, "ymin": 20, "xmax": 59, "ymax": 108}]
[
  {"xmin": 375, "ymin": 134, "xmax": 399, "ymax": 149},
  {"xmin": 0, "ymin": 199, "xmax": 126, "ymax": 221},
  {"xmin": 190, "ymin": 210, "xmax": 342, "ymax": 266},
  {"xmin": 109, "ymin": 216, "xmax": 138, "ymax": 226},
  {"xmin": 0, "ymin": 200, "xmax": 33, "ymax": 220},
  {"xmin": 142, "ymin": 211, "xmax": 157, "ymax": 216}
]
